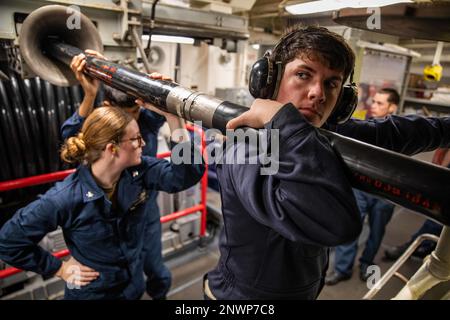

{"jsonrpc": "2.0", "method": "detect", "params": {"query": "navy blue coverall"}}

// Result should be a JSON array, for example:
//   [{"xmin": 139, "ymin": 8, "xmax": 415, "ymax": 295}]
[
  {"xmin": 207, "ymin": 104, "xmax": 450, "ymax": 299},
  {"xmin": 0, "ymin": 142, "xmax": 204, "ymax": 299}
]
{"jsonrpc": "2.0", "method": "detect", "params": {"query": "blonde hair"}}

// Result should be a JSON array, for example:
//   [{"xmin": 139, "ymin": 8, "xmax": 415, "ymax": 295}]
[{"xmin": 61, "ymin": 107, "xmax": 133, "ymax": 164}]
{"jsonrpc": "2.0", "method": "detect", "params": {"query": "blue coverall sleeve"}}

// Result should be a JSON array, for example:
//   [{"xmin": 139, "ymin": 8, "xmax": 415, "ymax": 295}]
[
  {"xmin": 222, "ymin": 104, "xmax": 362, "ymax": 246},
  {"xmin": 330, "ymin": 115, "xmax": 450, "ymax": 155},
  {"xmin": 141, "ymin": 141, "xmax": 205, "ymax": 193},
  {"xmin": 60, "ymin": 111, "xmax": 85, "ymax": 140},
  {"xmin": 0, "ymin": 198, "xmax": 64, "ymax": 277},
  {"xmin": 140, "ymin": 109, "xmax": 166, "ymax": 133}
]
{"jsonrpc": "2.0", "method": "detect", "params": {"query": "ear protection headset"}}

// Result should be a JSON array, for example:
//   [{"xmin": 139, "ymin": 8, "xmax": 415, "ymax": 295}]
[{"xmin": 248, "ymin": 29, "xmax": 358, "ymax": 125}]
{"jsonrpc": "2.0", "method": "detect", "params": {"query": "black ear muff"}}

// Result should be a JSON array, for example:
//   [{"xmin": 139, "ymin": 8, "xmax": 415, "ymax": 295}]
[
  {"xmin": 327, "ymin": 81, "xmax": 358, "ymax": 125},
  {"xmin": 249, "ymin": 53, "xmax": 278, "ymax": 99},
  {"xmin": 249, "ymin": 28, "xmax": 357, "ymax": 122}
]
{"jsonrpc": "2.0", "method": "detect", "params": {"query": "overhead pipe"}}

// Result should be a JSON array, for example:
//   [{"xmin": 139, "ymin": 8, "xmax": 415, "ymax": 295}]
[{"xmin": 130, "ymin": 25, "xmax": 153, "ymax": 73}]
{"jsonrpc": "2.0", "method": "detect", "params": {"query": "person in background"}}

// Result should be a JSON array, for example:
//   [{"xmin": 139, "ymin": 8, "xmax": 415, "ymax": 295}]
[
  {"xmin": 326, "ymin": 88, "xmax": 401, "ymax": 285},
  {"xmin": 0, "ymin": 106, "xmax": 204, "ymax": 299},
  {"xmin": 61, "ymin": 50, "xmax": 172, "ymax": 299}
]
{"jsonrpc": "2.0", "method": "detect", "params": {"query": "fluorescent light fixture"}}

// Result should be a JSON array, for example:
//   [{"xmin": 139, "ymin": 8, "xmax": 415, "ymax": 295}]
[
  {"xmin": 285, "ymin": 0, "xmax": 413, "ymax": 15},
  {"xmin": 251, "ymin": 44, "xmax": 260, "ymax": 50},
  {"xmin": 350, "ymin": 0, "xmax": 413, "ymax": 8},
  {"xmin": 142, "ymin": 34, "xmax": 195, "ymax": 44},
  {"xmin": 286, "ymin": 1, "xmax": 342, "ymax": 14}
]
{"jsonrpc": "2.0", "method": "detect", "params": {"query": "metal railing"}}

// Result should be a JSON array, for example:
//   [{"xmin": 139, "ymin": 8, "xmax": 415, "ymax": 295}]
[{"xmin": 363, "ymin": 233, "xmax": 440, "ymax": 299}]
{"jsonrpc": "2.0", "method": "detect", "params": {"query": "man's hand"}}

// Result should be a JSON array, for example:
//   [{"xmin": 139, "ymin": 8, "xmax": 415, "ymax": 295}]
[
  {"xmin": 226, "ymin": 99, "xmax": 284, "ymax": 130},
  {"xmin": 55, "ymin": 256, "xmax": 100, "ymax": 287},
  {"xmin": 70, "ymin": 49, "xmax": 106, "ymax": 98}
]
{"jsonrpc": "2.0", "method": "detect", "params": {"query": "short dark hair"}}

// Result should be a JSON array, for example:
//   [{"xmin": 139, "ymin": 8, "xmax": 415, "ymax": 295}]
[
  {"xmin": 103, "ymin": 85, "xmax": 137, "ymax": 108},
  {"xmin": 378, "ymin": 88, "xmax": 400, "ymax": 105},
  {"xmin": 272, "ymin": 25, "xmax": 355, "ymax": 82}
]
